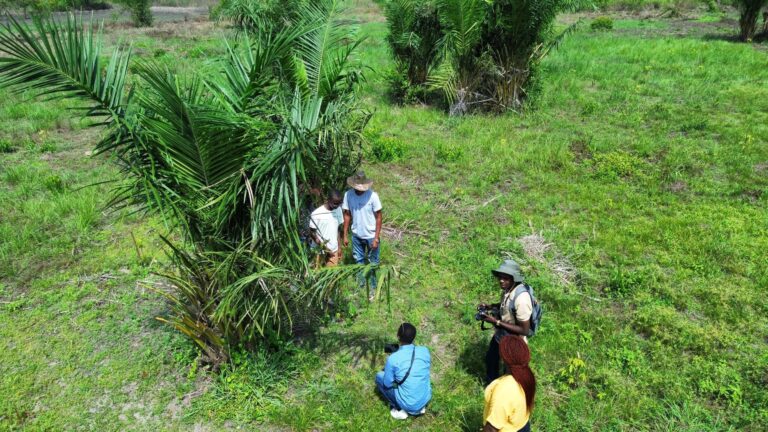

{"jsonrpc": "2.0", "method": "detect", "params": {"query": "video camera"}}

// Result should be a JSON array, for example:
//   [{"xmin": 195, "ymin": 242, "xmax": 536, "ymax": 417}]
[
  {"xmin": 475, "ymin": 305, "xmax": 500, "ymax": 321},
  {"xmin": 384, "ymin": 343, "xmax": 399, "ymax": 354}
]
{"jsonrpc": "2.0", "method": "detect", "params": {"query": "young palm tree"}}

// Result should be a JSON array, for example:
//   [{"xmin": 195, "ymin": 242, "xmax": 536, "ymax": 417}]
[
  {"xmin": 0, "ymin": 1, "xmax": 382, "ymax": 367},
  {"xmin": 385, "ymin": 0, "xmax": 578, "ymax": 114},
  {"xmin": 384, "ymin": 0, "xmax": 443, "ymax": 94},
  {"xmin": 736, "ymin": 0, "xmax": 768, "ymax": 41}
]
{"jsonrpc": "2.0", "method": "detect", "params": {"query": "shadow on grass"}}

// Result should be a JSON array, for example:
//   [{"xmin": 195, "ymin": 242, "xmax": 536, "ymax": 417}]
[
  {"xmin": 459, "ymin": 406, "xmax": 485, "ymax": 432},
  {"xmin": 457, "ymin": 335, "xmax": 492, "ymax": 385},
  {"xmin": 301, "ymin": 329, "xmax": 394, "ymax": 371},
  {"xmin": 702, "ymin": 31, "xmax": 768, "ymax": 43}
]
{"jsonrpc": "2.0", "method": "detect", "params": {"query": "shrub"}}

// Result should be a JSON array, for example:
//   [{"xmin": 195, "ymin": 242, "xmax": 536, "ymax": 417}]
[
  {"xmin": 0, "ymin": 138, "xmax": 15, "ymax": 153},
  {"xmin": 554, "ymin": 355, "xmax": 589, "ymax": 391},
  {"xmin": 384, "ymin": 0, "xmax": 443, "ymax": 99},
  {"xmin": 735, "ymin": 0, "xmax": 768, "ymax": 41},
  {"xmin": 365, "ymin": 130, "xmax": 407, "ymax": 162},
  {"xmin": 214, "ymin": 0, "xmax": 306, "ymax": 32},
  {"xmin": 591, "ymin": 16, "xmax": 613, "ymax": 31},
  {"xmin": 43, "ymin": 174, "xmax": 65, "ymax": 193},
  {"xmin": 383, "ymin": 0, "xmax": 579, "ymax": 114},
  {"xmin": 121, "ymin": 0, "xmax": 152, "ymax": 27},
  {"xmin": 435, "ymin": 141, "xmax": 464, "ymax": 162}
]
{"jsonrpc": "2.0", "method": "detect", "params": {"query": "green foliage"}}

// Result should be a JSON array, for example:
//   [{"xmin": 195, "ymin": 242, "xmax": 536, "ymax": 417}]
[
  {"xmin": 383, "ymin": 0, "xmax": 443, "ymax": 101},
  {"xmin": 590, "ymin": 150, "xmax": 648, "ymax": 180},
  {"xmin": 0, "ymin": 3, "xmax": 373, "ymax": 367},
  {"xmin": 42, "ymin": 174, "xmax": 66, "ymax": 193},
  {"xmin": 0, "ymin": 0, "xmax": 109, "ymax": 15},
  {"xmin": 697, "ymin": 360, "xmax": 744, "ymax": 406},
  {"xmin": 591, "ymin": 16, "xmax": 614, "ymax": 30},
  {"xmin": 364, "ymin": 127, "xmax": 406, "ymax": 162},
  {"xmin": 0, "ymin": 137, "xmax": 14, "ymax": 153},
  {"xmin": 735, "ymin": 0, "xmax": 768, "ymax": 40},
  {"xmin": 125, "ymin": 0, "xmax": 152, "ymax": 27},
  {"xmin": 435, "ymin": 141, "xmax": 464, "ymax": 162},
  {"xmin": 3, "ymin": 6, "xmax": 768, "ymax": 431},
  {"xmin": 213, "ymin": 0, "xmax": 306, "ymax": 32},
  {"xmin": 204, "ymin": 347, "xmax": 298, "ymax": 419},
  {"xmin": 384, "ymin": 0, "xmax": 579, "ymax": 114},
  {"xmin": 554, "ymin": 355, "xmax": 589, "ymax": 391}
]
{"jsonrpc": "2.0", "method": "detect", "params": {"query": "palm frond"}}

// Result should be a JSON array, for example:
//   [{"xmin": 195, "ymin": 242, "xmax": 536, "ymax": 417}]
[
  {"xmin": 0, "ymin": 14, "xmax": 130, "ymax": 121},
  {"xmin": 293, "ymin": 0, "xmax": 363, "ymax": 101}
]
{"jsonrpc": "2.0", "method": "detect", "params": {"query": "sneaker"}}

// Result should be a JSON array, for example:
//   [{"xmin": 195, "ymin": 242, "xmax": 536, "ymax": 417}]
[
  {"xmin": 390, "ymin": 408, "xmax": 408, "ymax": 420},
  {"xmin": 419, "ymin": 407, "xmax": 426, "ymax": 415}
]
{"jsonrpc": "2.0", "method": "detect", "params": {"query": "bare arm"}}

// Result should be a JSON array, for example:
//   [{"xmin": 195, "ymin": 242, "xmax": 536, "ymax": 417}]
[
  {"xmin": 372, "ymin": 210, "xmax": 382, "ymax": 249},
  {"xmin": 309, "ymin": 229, "xmax": 323, "ymax": 248},
  {"xmin": 342, "ymin": 210, "xmax": 351, "ymax": 246},
  {"xmin": 483, "ymin": 422, "xmax": 499, "ymax": 432}
]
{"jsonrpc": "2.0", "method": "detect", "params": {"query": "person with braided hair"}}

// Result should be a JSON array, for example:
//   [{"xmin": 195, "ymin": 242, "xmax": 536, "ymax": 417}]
[{"xmin": 482, "ymin": 335, "xmax": 536, "ymax": 432}]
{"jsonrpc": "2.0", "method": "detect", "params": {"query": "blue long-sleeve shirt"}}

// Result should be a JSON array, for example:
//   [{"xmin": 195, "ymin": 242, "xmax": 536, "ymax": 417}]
[{"xmin": 382, "ymin": 344, "xmax": 432, "ymax": 412}]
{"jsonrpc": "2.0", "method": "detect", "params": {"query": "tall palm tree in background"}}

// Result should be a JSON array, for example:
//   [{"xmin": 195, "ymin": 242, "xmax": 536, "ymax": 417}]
[{"xmin": 0, "ymin": 0, "xmax": 380, "ymax": 367}]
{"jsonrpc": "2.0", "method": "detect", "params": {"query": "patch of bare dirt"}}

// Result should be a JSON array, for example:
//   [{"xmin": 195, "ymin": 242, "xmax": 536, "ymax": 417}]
[
  {"xmin": 165, "ymin": 377, "xmax": 212, "ymax": 420},
  {"xmin": 754, "ymin": 162, "xmax": 768, "ymax": 174},
  {"xmin": 668, "ymin": 180, "xmax": 688, "ymax": 193},
  {"xmin": 570, "ymin": 138, "xmax": 593, "ymax": 163}
]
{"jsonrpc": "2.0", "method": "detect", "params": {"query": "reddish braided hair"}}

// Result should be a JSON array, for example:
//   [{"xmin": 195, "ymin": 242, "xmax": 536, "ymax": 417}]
[{"xmin": 499, "ymin": 335, "xmax": 536, "ymax": 413}]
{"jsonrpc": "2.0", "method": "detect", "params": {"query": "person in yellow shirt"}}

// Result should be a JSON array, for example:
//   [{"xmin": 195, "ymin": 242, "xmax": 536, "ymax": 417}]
[{"xmin": 483, "ymin": 335, "xmax": 536, "ymax": 432}]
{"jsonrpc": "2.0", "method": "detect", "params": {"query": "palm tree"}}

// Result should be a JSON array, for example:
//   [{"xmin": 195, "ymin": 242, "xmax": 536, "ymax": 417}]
[
  {"xmin": 0, "ymin": 1, "xmax": 383, "ymax": 367},
  {"xmin": 736, "ymin": 0, "xmax": 768, "ymax": 41}
]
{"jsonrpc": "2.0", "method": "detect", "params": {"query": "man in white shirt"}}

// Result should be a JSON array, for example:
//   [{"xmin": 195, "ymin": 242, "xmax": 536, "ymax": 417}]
[
  {"xmin": 341, "ymin": 171, "xmax": 382, "ymax": 300},
  {"xmin": 309, "ymin": 190, "xmax": 344, "ymax": 267}
]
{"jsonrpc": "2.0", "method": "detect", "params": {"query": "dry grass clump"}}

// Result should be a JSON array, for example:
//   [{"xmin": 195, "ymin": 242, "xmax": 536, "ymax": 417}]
[{"xmin": 516, "ymin": 225, "xmax": 576, "ymax": 287}]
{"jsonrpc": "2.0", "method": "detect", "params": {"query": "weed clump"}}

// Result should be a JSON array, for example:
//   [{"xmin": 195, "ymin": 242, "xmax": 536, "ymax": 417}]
[
  {"xmin": 591, "ymin": 16, "xmax": 614, "ymax": 31},
  {"xmin": 435, "ymin": 141, "xmax": 464, "ymax": 163},
  {"xmin": 590, "ymin": 151, "xmax": 648, "ymax": 181},
  {"xmin": 0, "ymin": 138, "xmax": 16, "ymax": 153},
  {"xmin": 365, "ymin": 128, "xmax": 407, "ymax": 162},
  {"xmin": 43, "ymin": 174, "xmax": 66, "ymax": 193}
]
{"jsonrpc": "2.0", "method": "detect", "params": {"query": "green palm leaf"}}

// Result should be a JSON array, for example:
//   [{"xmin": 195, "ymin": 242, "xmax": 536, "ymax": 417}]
[
  {"xmin": 0, "ymin": 14, "xmax": 130, "ymax": 122},
  {"xmin": 293, "ymin": 0, "xmax": 363, "ymax": 101}
]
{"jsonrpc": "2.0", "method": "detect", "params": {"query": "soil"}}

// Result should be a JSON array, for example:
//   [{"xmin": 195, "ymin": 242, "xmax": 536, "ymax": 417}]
[{"xmin": 1, "ymin": 6, "xmax": 209, "ymax": 25}]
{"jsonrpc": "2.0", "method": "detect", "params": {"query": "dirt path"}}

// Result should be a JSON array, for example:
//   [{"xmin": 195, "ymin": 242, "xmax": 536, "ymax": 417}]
[{"xmin": 1, "ymin": 6, "xmax": 209, "ymax": 25}]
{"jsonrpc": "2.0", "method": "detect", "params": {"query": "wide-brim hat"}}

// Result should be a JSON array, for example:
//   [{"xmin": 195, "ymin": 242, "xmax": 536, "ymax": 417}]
[
  {"xmin": 491, "ymin": 259, "xmax": 525, "ymax": 283},
  {"xmin": 347, "ymin": 171, "xmax": 373, "ymax": 192}
]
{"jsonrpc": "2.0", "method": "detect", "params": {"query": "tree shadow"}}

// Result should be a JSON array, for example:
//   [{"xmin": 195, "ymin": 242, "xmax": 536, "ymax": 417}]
[
  {"xmin": 701, "ymin": 33, "xmax": 743, "ymax": 43},
  {"xmin": 459, "ymin": 406, "xmax": 485, "ymax": 432},
  {"xmin": 301, "ymin": 329, "xmax": 395, "ymax": 371},
  {"xmin": 456, "ymin": 335, "xmax": 492, "ymax": 385},
  {"xmin": 701, "ymin": 31, "xmax": 768, "ymax": 43}
]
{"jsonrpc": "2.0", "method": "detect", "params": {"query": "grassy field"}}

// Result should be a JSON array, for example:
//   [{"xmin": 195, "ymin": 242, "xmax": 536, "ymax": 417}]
[{"xmin": 2, "ymin": 0, "xmax": 767, "ymax": 430}]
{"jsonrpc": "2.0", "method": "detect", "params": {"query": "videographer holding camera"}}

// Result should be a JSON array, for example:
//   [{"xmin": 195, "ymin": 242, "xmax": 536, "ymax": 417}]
[
  {"xmin": 478, "ymin": 260, "xmax": 533, "ymax": 385},
  {"xmin": 375, "ymin": 323, "xmax": 432, "ymax": 420}
]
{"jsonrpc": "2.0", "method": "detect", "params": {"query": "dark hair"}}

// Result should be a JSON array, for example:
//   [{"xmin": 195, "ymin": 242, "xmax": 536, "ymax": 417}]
[
  {"xmin": 328, "ymin": 189, "xmax": 342, "ymax": 201},
  {"xmin": 499, "ymin": 335, "xmax": 536, "ymax": 414},
  {"xmin": 397, "ymin": 322, "xmax": 416, "ymax": 344}
]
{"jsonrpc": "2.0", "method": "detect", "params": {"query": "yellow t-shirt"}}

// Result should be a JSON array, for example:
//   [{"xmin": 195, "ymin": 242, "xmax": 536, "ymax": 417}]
[{"xmin": 483, "ymin": 375, "xmax": 530, "ymax": 432}]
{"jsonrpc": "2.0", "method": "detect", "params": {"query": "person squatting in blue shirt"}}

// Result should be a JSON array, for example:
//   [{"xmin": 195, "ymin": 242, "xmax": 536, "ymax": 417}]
[{"xmin": 375, "ymin": 322, "xmax": 432, "ymax": 420}]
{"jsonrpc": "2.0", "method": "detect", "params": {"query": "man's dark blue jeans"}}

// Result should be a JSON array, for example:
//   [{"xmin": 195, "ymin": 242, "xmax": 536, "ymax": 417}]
[{"xmin": 351, "ymin": 235, "xmax": 380, "ymax": 297}]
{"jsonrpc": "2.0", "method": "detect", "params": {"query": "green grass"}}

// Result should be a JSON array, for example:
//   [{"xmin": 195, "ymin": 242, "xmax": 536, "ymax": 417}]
[{"xmin": 2, "ymin": 2, "xmax": 767, "ymax": 430}]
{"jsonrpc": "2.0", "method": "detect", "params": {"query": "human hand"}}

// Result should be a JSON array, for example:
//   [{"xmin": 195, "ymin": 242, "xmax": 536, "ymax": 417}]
[
  {"xmin": 372, "ymin": 237, "xmax": 379, "ymax": 249},
  {"xmin": 343, "ymin": 236, "xmax": 349, "ymax": 247}
]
